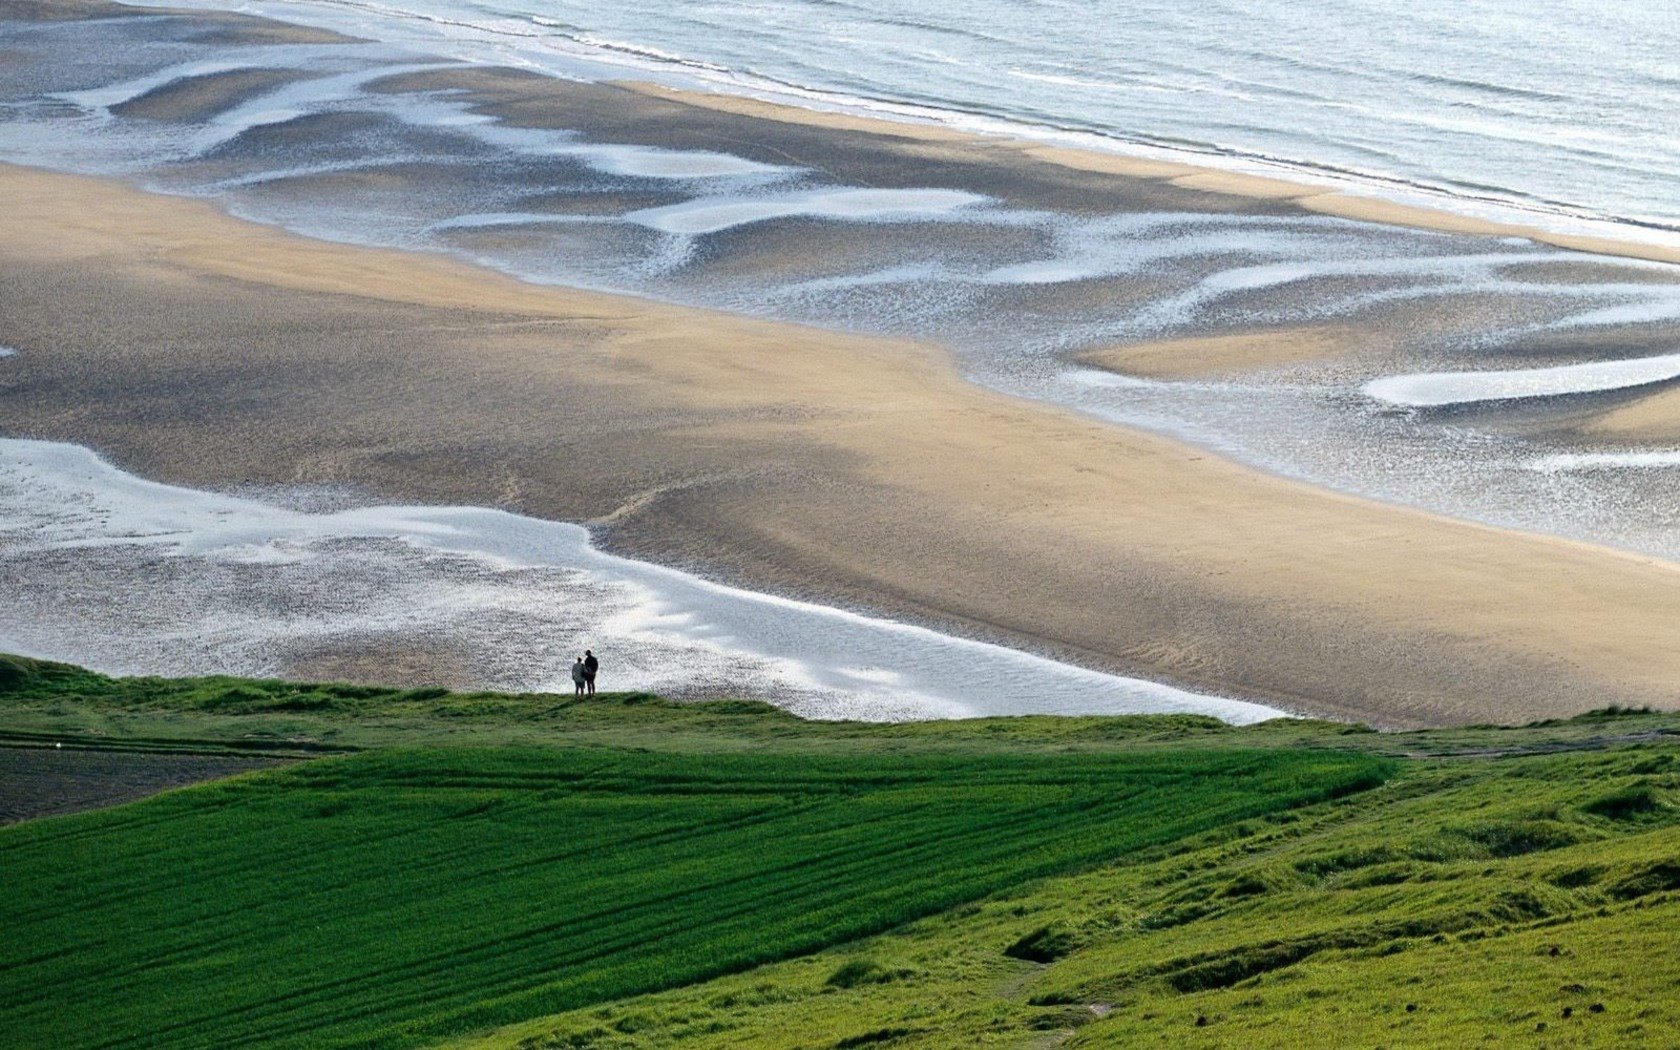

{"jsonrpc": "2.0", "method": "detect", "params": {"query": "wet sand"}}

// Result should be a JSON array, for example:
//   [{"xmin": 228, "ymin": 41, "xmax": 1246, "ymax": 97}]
[
  {"xmin": 5, "ymin": 163, "xmax": 1680, "ymax": 727},
  {"xmin": 8, "ymin": 0, "xmax": 352, "ymax": 43},
  {"xmin": 618, "ymin": 81, "xmax": 1680, "ymax": 268}
]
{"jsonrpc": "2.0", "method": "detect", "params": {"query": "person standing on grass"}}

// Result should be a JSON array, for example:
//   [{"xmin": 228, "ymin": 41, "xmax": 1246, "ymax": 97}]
[
  {"xmin": 571, "ymin": 657, "xmax": 587, "ymax": 697},
  {"xmin": 583, "ymin": 649, "xmax": 599, "ymax": 695}
]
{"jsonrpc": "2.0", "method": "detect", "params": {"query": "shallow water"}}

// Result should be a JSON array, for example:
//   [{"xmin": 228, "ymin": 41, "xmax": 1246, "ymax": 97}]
[
  {"xmin": 105, "ymin": 0, "xmax": 1680, "ymax": 251},
  {"xmin": 0, "ymin": 439, "xmax": 1280, "ymax": 723}
]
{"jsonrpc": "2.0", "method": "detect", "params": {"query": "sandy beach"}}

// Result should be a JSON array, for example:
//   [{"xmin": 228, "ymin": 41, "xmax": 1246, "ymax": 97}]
[
  {"xmin": 5, "ymin": 161, "xmax": 1680, "ymax": 726},
  {"xmin": 7, "ymin": 0, "xmax": 1680, "ymax": 727}
]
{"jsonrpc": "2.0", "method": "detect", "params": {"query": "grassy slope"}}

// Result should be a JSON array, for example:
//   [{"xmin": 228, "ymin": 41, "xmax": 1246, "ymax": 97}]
[
  {"xmin": 5, "ymin": 657, "xmax": 1680, "ymax": 1048},
  {"xmin": 461, "ymin": 742, "xmax": 1680, "ymax": 1049},
  {"xmin": 0, "ymin": 658, "xmax": 1382, "ymax": 1050},
  {"xmin": 5, "ymin": 654, "xmax": 1669, "ymax": 758}
]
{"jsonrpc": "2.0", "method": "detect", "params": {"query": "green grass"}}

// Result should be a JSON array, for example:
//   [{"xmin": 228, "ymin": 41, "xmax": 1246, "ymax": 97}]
[
  {"xmin": 9, "ymin": 653, "xmax": 1677, "ymax": 759},
  {"xmin": 0, "ymin": 708, "xmax": 1383, "ymax": 1048},
  {"xmin": 465, "ymin": 744, "xmax": 1680, "ymax": 1049},
  {"xmin": 9, "ymin": 655, "xmax": 1680, "ymax": 1049}
]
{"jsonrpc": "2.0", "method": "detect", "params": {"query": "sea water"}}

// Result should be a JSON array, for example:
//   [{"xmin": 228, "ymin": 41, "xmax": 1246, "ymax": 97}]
[{"xmin": 105, "ymin": 0, "xmax": 1680, "ymax": 250}]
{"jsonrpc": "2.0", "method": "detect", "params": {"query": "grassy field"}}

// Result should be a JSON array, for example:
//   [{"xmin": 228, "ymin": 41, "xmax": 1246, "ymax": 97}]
[
  {"xmin": 6, "ymin": 653, "xmax": 1674, "ymax": 758},
  {"xmin": 461, "ymin": 739, "xmax": 1680, "ymax": 1049},
  {"xmin": 0, "ymin": 658, "xmax": 1383, "ymax": 1050},
  {"xmin": 5, "ymin": 655, "xmax": 1680, "ymax": 1049}
]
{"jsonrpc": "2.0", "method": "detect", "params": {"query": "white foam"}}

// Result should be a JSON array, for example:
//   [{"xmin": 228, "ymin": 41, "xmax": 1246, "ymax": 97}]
[
  {"xmin": 431, "ymin": 211, "xmax": 606, "ymax": 230},
  {"xmin": 208, "ymin": 156, "xmax": 439, "ymax": 190},
  {"xmin": 0, "ymin": 347, "xmax": 16, "ymax": 358},
  {"xmin": 1364, "ymin": 351, "xmax": 1680, "ymax": 407},
  {"xmin": 1555, "ymin": 295, "xmax": 1680, "ymax": 329},
  {"xmin": 980, "ymin": 220, "xmax": 1363, "ymax": 286},
  {"xmin": 1065, "ymin": 368, "xmax": 1159, "ymax": 391},
  {"xmin": 1528, "ymin": 450, "xmax": 1680, "ymax": 472},
  {"xmin": 760, "ymin": 262, "xmax": 950, "ymax": 298},
  {"xmin": 0, "ymin": 439, "xmax": 1280, "ymax": 724},
  {"xmin": 1202, "ymin": 251, "xmax": 1580, "ymax": 297},
  {"xmin": 573, "ymin": 143, "xmax": 783, "ymax": 179},
  {"xmin": 625, "ymin": 188, "xmax": 986, "ymax": 235},
  {"xmin": 366, "ymin": 89, "xmax": 792, "ymax": 181},
  {"xmin": 55, "ymin": 59, "xmax": 262, "ymax": 110},
  {"xmin": 191, "ymin": 62, "xmax": 457, "ymax": 153}
]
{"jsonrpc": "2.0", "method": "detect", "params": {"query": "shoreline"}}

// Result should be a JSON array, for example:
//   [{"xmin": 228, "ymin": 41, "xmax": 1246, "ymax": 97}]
[
  {"xmin": 94, "ymin": 0, "xmax": 1680, "ymax": 269},
  {"xmin": 0, "ymin": 435, "xmax": 1286, "ymax": 724},
  {"xmin": 620, "ymin": 81, "xmax": 1680, "ymax": 268},
  {"xmin": 6, "ymin": 161, "xmax": 1680, "ymax": 727}
]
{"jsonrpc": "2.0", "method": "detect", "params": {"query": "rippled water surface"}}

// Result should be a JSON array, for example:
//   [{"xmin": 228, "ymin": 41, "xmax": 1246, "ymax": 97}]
[{"xmin": 113, "ymin": 0, "xmax": 1680, "ymax": 246}]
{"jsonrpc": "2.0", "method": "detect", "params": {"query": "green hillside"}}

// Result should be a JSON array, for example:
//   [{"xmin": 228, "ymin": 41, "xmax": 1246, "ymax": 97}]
[
  {"xmin": 0, "ymin": 658, "xmax": 1380, "ymax": 1049},
  {"xmin": 3, "ymin": 656, "xmax": 1679, "ymax": 1048},
  {"xmin": 462, "ymin": 735, "xmax": 1680, "ymax": 1049}
]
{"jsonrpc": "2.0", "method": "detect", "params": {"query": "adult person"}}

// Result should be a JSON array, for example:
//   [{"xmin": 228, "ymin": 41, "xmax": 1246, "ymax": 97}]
[
  {"xmin": 571, "ymin": 657, "xmax": 587, "ymax": 697},
  {"xmin": 583, "ymin": 649, "xmax": 599, "ymax": 695}
]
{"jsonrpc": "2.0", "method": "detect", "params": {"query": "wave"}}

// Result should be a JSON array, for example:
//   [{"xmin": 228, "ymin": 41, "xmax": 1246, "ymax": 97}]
[{"xmin": 1400, "ymin": 69, "xmax": 1569, "ymax": 105}]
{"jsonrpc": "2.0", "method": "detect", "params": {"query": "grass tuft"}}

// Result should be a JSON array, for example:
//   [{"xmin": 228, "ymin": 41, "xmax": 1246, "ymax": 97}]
[
  {"xmin": 825, "ymin": 960, "xmax": 915, "ymax": 989},
  {"xmin": 1005, "ymin": 924, "xmax": 1079, "ymax": 963},
  {"xmin": 1583, "ymin": 783, "xmax": 1665, "ymax": 821}
]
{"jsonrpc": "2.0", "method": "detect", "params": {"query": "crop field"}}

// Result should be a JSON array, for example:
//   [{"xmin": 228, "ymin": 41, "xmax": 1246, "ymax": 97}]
[
  {"xmin": 0, "ymin": 741, "xmax": 1385, "ymax": 1050},
  {"xmin": 471, "ymin": 742, "xmax": 1680, "ymax": 1050},
  {"xmin": 11, "ymin": 655, "xmax": 1680, "ymax": 1050}
]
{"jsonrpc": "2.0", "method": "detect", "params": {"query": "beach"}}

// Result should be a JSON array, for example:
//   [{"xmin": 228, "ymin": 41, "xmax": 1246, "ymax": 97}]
[
  {"xmin": 6, "ymin": 158, "xmax": 1680, "ymax": 726},
  {"xmin": 7, "ymin": 0, "xmax": 1680, "ymax": 727}
]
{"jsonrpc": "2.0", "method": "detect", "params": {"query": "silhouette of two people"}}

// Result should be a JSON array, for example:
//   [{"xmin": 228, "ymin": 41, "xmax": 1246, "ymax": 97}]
[{"xmin": 571, "ymin": 649, "xmax": 599, "ymax": 696}]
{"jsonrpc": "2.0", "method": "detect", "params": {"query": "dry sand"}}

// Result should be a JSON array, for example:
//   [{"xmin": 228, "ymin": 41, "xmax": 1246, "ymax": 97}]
[
  {"xmin": 1078, "ymin": 327, "xmax": 1356, "ymax": 380},
  {"xmin": 6, "ymin": 163, "xmax": 1680, "ymax": 726}
]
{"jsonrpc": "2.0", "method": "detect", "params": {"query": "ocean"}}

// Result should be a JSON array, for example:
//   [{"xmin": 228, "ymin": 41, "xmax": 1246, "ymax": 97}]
[{"xmin": 113, "ymin": 0, "xmax": 1680, "ymax": 249}]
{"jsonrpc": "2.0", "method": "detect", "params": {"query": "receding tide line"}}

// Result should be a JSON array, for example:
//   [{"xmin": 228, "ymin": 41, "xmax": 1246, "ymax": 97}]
[
  {"xmin": 1363, "ymin": 350, "xmax": 1680, "ymax": 407},
  {"xmin": 0, "ymin": 439, "xmax": 1281, "ymax": 724},
  {"xmin": 1528, "ymin": 450, "xmax": 1680, "ymax": 472}
]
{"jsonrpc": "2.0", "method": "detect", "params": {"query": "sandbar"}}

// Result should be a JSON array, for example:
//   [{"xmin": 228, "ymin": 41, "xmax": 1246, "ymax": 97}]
[{"xmin": 1079, "ymin": 326, "xmax": 1356, "ymax": 380}]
